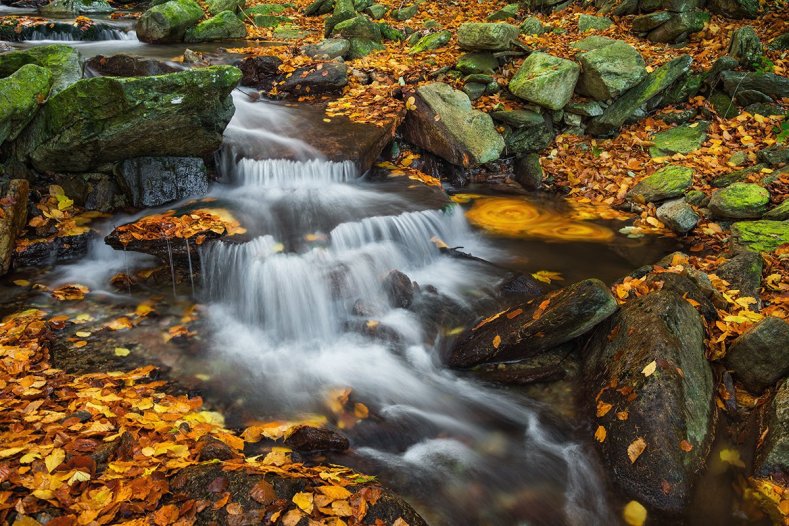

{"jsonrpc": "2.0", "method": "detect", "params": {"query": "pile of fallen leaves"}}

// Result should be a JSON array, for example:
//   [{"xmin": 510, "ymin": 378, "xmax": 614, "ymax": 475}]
[
  {"xmin": 0, "ymin": 306, "xmax": 416, "ymax": 525},
  {"xmin": 113, "ymin": 209, "xmax": 246, "ymax": 246}
]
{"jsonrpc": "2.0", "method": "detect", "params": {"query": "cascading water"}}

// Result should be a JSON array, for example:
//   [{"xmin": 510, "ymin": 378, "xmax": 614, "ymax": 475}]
[
  {"xmin": 196, "ymin": 93, "xmax": 617, "ymax": 525},
  {"xmin": 26, "ymin": 28, "xmax": 135, "ymax": 42}
]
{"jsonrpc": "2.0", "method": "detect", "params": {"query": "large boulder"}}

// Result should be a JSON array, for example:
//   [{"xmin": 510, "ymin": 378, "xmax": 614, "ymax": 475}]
[
  {"xmin": 708, "ymin": 182, "xmax": 770, "ymax": 219},
  {"xmin": 583, "ymin": 290, "xmax": 714, "ymax": 514},
  {"xmin": 457, "ymin": 22, "xmax": 519, "ymax": 51},
  {"xmin": 0, "ymin": 44, "xmax": 80, "ymax": 94},
  {"xmin": 576, "ymin": 40, "xmax": 646, "ymax": 101},
  {"xmin": 117, "ymin": 157, "xmax": 209, "ymax": 207},
  {"xmin": 14, "ymin": 66, "xmax": 241, "ymax": 173},
  {"xmin": 635, "ymin": 10, "xmax": 709, "ymax": 44},
  {"xmin": 401, "ymin": 82, "xmax": 504, "ymax": 167},
  {"xmin": 754, "ymin": 379, "xmax": 789, "ymax": 480},
  {"xmin": 707, "ymin": 0, "xmax": 758, "ymax": 18},
  {"xmin": 447, "ymin": 278, "xmax": 617, "ymax": 368},
  {"xmin": 0, "ymin": 64, "xmax": 52, "ymax": 147},
  {"xmin": 588, "ymin": 54, "xmax": 692, "ymax": 136},
  {"xmin": 185, "ymin": 10, "xmax": 247, "ymax": 41},
  {"xmin": 724, "ymin": 317, "xmax": 789, "ymax": 392},
  {"xmin": 508, "ymin": 52, "xmax": 580, "ymax": 110},
  {"xmin": 136, "ymin": 0, "xmax": 205, "ymax": 44},
  {"xmin": 626, "ymin": 165, "xmax": 694, "ymax": 204},
  {"xmin": 731, "ymin": 220, "xmax": 789, "ymax": 253},
  {"xmin": 40, "ymin": 0, "xmax": 113, "ymax": 14}
]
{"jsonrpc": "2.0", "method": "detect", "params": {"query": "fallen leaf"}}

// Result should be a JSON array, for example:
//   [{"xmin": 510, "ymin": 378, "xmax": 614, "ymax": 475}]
[{"xmin": 627, "ymin": 437, "xmax": 647, "ymax": 463}]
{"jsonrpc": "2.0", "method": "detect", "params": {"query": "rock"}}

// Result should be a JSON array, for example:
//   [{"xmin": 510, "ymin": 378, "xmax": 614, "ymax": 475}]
[
  {"xmin": 136, "ymin": 0, "xmax": 204, "ymax": 44},
  {"xmin": 57, "ymin": 173, "xmax": 127, "ymax": 212},
  {"xmin": 744, "ymin": 102, "xmax": 785, "ymax": 117},
  {"xmin": 0, "ymin": 64, "xmax": 52, "ymax": 147},
  {"xmin": 757, "ymin": 145, "xmax": 789, "ymax": 167},
  {"xmin": 85, "ymin": 54, "xmax": 181, "ymax": 77},
  {"xmin": 382, "ymin": 269, "xmax": 414, "ymax": 308},
  {"xmin": 0, "ymin": 44, "xmax": 80, "ymax": 94},
  {"xmin": 401, "ymin": 82, "xmax": 504, "ymax": 167},
  {"xmin": 283, "ymin": 425, "xmax": 350, "ymax": 451},
  {"xmin": 447, "ymin": 278, "xmax": 617, "ymax": 368},
  {"xmin": 566, "ymin": 100, "xmax": 604, "ymax": 117},
  {"xmin": 720, "ymin": 71, "xmax": 789, "ymax": 100},
  {"xmin": 509, "ymin": 52, "xmax": 580, "ymax": 110},
  {"xmin": 116, "ymin": 157, "xmax": 208, "ymax": 207},
  {"xmin": 40, "ymin": 0, "xmax": 113, "ymax": 14},
  {"xmin": 717, "ymin": 250, "xmax": 763, "ymax": 303},
  {"xmin": 365, "ymin": 3, "xmax": 386, "ymax": 18},
  {"xmin": 724, "ymin": 317, "xmax": 789, "ymax": 392},
  {"xmin": 238, "ymin": 55, "xmax": 282, "ymax": 89},
  {"xmin": 471, "ymin": 347, "xmax": 569, "ymax": 385},
  {"xmin": 390, "ymin": 3, "xmax": 417, "ymax": 20},
  {"xmin": 520, "ymin": 16, "xmax": 548, "ymax": 35},
  {"xmin": 644, "ymin": 271, "xmax": 717, "ymax": 320},
  {"xmin": 576, "ymin": 40, "xmax": 646, "ymax": 101},
  {"xmin": 206, "ymin": 0, "xmax": 243, "ymax": 14},
  {"xmin": 707, "ymin": 0, "xmax": 758, "ymax": 18},
  {"xmin": 769, "ymin": 32, "xmax": 789, "ymax": 51},
  {"xmin": 493, "ymin": 110, "xmax": 554, "ymax": 154},
  {"xmin": 487, "ymin": 3, "xmax": 519, "ymax": 21},
  {"xmin": 764, "ymin": 199, "xmax": 789, "ymax": 220},
  {"xmin": 734, "ymin": 89, "xmax": 773, "ymax": 106},
  {"xmin": 462, "ymin": 81, "xmax": 486, "ymax": 100},
  {"xmin": 571, "ymin": 35, "xmax": 618, "ymax": 51},
  {"xmin": 631, "ymin": 11, "xmax": 672, "ymax": 32},
  {"xmin": 645, "ymin": 11, "xmax": 709, "ymax": 44},
  {"xmin": 583, "ymin": 290, "xmax": 714, "ymax": 514},
  {"xmin": 731, "ymin": 220, "xmax": 789, "ymax": 253},
  {"xmin": 711, "ymin": 163, "xmax": 766, "ymax": 188},
  {"xmin": 303, "ymin": 38, "xmax": 349, "ymax": 59},
  {"xmin": 171, "ymin": 463, "xmax": 428, "ymax": 525},
  {"xmin": 728, "ymin": 26, "xmax": 762, "ymax": 68},
  {"xmin": 15, "ymin": 66, "xmax": 241, "ymax": 173},
  {"xmin": 708, "ymin": 182, "xmax": 770, "ymax": 219},
  {"xmin": 656, "ymin": 198, "xmax": 699, "ymax": 234},
  {"xmin": 279, "ymin": 62, "xmax": 347, "ymax": 95},
  {"xmin": 578, "ymin": 14, "xmax": 612, "ymax": 32},
  {"xmin": 346, "ymin": 37, "xmax": 384, "ymax": 58},
  {"xmin": 185, "ymin": 10, "xmax": 247, "ymax": 42},
  {"xmin": 709, "ymin": 91, "xmax": 739, "ymax": 119},
  {"xmin": 333, "ymin": 15, "xmax": 381, "ymax": 41},
  {"xmin": 457, "ymin": 22, "xmax": 519, "ymax": 51},
  {"xmin": 514, "ymin": 152, "xmax": 543, "ymax": 190},
  {"xmin": 627, "ymin": 165, "xmax": 694, "ymax": 204},
  {"xmin": 704, "ymin": 55, "xmax": 739, "ymax": 90},
  {"xmin": 649, "ymin": 122, "xmax": 708, "ymax": 157},
  {"xmin": 753, "ymin": 379, "xmax": 789, "ymax": 479},
  {"xmin": 588, "ymin": 54, "xmax": 692, "ymax": 136},
  {"xmin": 14, "ymin": 232, "xmax": 92, "ymax": 268},
  {"xmin": 456, "ymin": 52, "xmax": 498, "ymax": 74},
  {"xmin": 0, "ymin": 179, "xmax": 29, "ymax": 275},
  {"xmin": 408, "ymin": 30, "xmax": 451, "ymax": 54}
]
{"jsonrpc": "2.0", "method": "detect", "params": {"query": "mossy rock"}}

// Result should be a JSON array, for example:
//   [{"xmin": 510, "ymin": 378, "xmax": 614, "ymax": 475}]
[
  {"xmin": 239, "ymin": 3, "xmax": 287, "ymax": 18},
  {"xmin": 15, "ymin": 66, "xmax": 241, "ymax": 173},
  {"xmin": 0, "ymin": 44, "xmax": 80, "ymax": 95},
  {"xmin": 764, "ymin": 200, "xmax": 789, "ymax": 221},
  {"xmin": 457, "ymin": 22, "xmax": 519, "ymax": 51},
  {"xmin": 333, "ymin": 15, "xmax": 381, "ymax": 41},
  {"xmin": 40, "ymin": 0, "xmax": 113, "ymax": 15},
  {"xmin": 627, "ymin": 165, "xmax": 694, "ymax": 204},
  {"xmin": 508, "ymin": 52, "xmax": 580, "ymax": 110},
  {"xmin": 365, "ymin": 4, "xmax": 386, "ymax": 19},
  {"xmin": 273, "ymin": 24, "xmax": 309, "ymax": 39},
  {"xmin": 709, "ymin": 91, "xmax": 739, "ymax": 119},
  {"xmin": 456, "ymin": 52, "xmax": 498, "ymax": 75},
  {"xmin": 253, "ymin": 14, "xmax": 291, "ymax": 27},
  {"xmin": 378, "ymin": 23, "xmax": 405, "ymax": 41},
  {"xmin": 487, "ymin": 3, "xmax": 519, "ymax": 21},
  {"xmin": 576, "ymin": 40, "xmax": 646, "ymax": 101},
  {"xmin": 0, "ymin": 64, "xmax": 52, "ymax": 147},
  {"xmin": 136, "ymin": 0, "xmax": 204, "ymax": 44},
  {"xmin": 408, "ymin": 30, "xmax": 451, "ymax": 54},
  {"xmin": 571, "ymin": 35, "xmax": 617, "ymax": 50},
  {"xmin": 728, "ymin": 26, "xmax": 762, "ymax": 68},
  {"xmin": 708, "ymin": 182, "xmax": 769, "ymax": 219},
  {"xmin": 185, "ymin": 11, "xmax": 247, "ymax": 42},
  {"xmin": 347, "ymin": 37, "xmax": 384, "ymax": 58},
  {"xmin": 520, "ymin": 16, "xmax": 548, "ymax": 35},
  {"xmin": 578, "ymin": 14, "xmax": 612, "ymax": 32},
  {"xmin": 649, "ymin": 122, "xmax": 708, "ymax": 157},
  {"xmin": 206, "ymin": 0, "xmax": 244, "ymax": 15},
  {"xmin": 731, "ymin": 220, "xmax": 789, "ymax": 253},
  {"xmin": 390, "ymin": 4, "xmax": 417, "ymax": 20}
]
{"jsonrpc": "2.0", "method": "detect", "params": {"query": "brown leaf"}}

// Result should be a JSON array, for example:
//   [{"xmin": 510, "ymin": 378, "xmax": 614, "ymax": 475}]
[
  {"xmin": 250, "ymin": 480, "xmax": 276, "ymax": 504},
  {"xmin": 627, "ymin": 437, "xmax": 647, "ymax": 463}
]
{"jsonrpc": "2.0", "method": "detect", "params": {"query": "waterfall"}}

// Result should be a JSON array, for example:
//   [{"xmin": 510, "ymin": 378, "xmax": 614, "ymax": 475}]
[{"xmin": 26, "ymin": 27, "xmax": 134, "ymax": 42}]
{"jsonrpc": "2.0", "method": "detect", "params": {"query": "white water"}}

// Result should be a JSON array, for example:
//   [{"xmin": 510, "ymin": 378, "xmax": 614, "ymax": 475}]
[
  {"xmin": 26, "ymin": 28, "xmax": 135, "ymax": 42},
  {"xmin": 195, "ymin": 96, "xmax": 615, "ymax": 525}
]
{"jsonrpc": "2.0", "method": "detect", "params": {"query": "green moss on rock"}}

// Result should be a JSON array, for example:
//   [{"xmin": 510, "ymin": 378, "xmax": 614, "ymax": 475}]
[
  {"xmin": 0, "ymin": 64, "xmax": 52, "ymax": 146},
  {"xmin": 649, "ymin": 122, "xmax": 708, "ymax": 157},
  {"xmin": 136, "ymin": 0, "xmax": 204, "ymax": 44},
  {"xmin": 731, "ymin": 220, "xmax": 789, "ymax": 253},
  {"xmin": 708, "ymin": 182, "xmax": 769, "ymax": 219},
  {"xmin": 508, "ymin": 52, "xmax": 580, "ymax": 110},
  {"xmin": 0, "ymin": 44, "xmax": 80, "ymax": 95},
  {"xmin": 185, "ymin": 10, "xmax": 247, "ymax": 42},
  {"xmin": 457, "ymin": 22, "xmax": 519, "ymax": 51},
  {"xmin": 408, "ymin": 30, "xmax": 451, "ymax": 54},
  {"xmin": 627, "ymin": 165, "xmax": 694, "ymax": 203}
]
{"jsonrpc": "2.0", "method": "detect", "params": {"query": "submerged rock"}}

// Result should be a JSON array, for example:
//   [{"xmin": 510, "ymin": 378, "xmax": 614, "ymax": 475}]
[
  {"xmin": 448, "ymin": 278, "xmax": 617, "ymax": 368},
  {"xmin": 708, "ymin": 182, "xmax": 770, "ymax": 219},
  {"xmin": 583, "ymin": 289, "xmax": 714, "ymax": 514},
  {"xmin": 117, "ymin": 157, "xmax": 208, "ymax": 207},
  {"xmin": 0, "ymin": 44, "xmax": 81, "ymax": 94},
  {"xmin": 401, "ymin": 82, "xmax": 504, "ymax": 167},
  {"xmin": 724, "ymin": 316, "xmax": 789, "ymax": 392},
  {"xmin": 509, "ymin": 52, "xmax": 580, "ymax": 110},
  {"xmin": 14, "ymin": 66, "xmax": 241, "ymax": 173},
  {"xmin": 136, "ymin": 0, "xmax": 204, "ymax": 44},
  {"xmin": 0, "ymin": 64, "xmax": 52, "ymax": 147}
]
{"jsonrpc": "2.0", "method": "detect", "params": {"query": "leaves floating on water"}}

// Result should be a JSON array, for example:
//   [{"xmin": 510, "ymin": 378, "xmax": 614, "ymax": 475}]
[
  {"xmin": 531, "ymin": 270, "xmax": 564, "ymax": 284},
  {"xmin": 51, "ymin": 283, "xmax": 89, "ymax": 301}
]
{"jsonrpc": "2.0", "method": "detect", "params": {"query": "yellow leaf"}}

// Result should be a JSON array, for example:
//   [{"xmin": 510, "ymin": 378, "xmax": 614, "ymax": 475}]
[
  {"xmin": 531, "ymin": 270, "xmax": 564, "ymax": 284},
  {"xmin": 67, "ymin": 470, "xmax": 91, "ymax": 485},
  {"xmin": 720, "ymin": 448, "xmax": 745, "ymax": 468},
  {"xmin": 0, "ymin": 446, "xmax": 25, "ymax": 458},
  {"xmin": 114, "ymin": 347, "xmax": 131, "ymax": 357},
  {"xmin": 492, "ymin": 335, "xmax": 501, "ymax": 349},
  {"xmin": 13, "ymin": 280, "xmax": 30, "ymax": 287},
  {"xmin": 20, "ymin": 452, "xmax": 41, "ymax": 464},
  {"xmin": 641, "ymin": 360, "xmax": 657, "ymax": 377},
  {"xmin": 594, "ymin": 425, "xmax": 607, "ymax": 443},
  {"xmin": 317, "ymin": 485, "xmax": 353, "ymax": 501},
  {"xmin": 292, "ymin": 492, "xmax": 314, "ymax": 513},
  {"xmin": 628, "ymin": 437, "xmax": 647, "ymax": 463},
  {"xmin": 596, "ymin": 401, "xmax": 613, "ymax": 418},
  {"xmin": 622, "ymin": 500, "xmax": 647, "ymax": 526}
]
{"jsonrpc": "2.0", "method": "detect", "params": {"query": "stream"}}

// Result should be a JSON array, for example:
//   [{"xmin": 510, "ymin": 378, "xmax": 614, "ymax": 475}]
[{"xmin": 1, "ymin": 29, "xmax": 688, "ymax": 526}]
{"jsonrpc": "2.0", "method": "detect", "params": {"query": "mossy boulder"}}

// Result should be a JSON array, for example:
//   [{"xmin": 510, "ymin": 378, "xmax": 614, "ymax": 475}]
[
  {"xmin": 253, "ymin": 14, "xmax": 291, "ymax": 27},
  {"xmin": 333, "ymin": 15, "xmax": 381, "ymax": 41},
  {"xmin": 487, "ymin": 3, "xmax": 519, "ymax": 21},
  {"xmin": 206, "ymin": 0, "xmax": 244, "ymax": 14},
  {"xmin": 520, "ymin": 16, "xmax": 548, "ymax": 35},
  {"xmin": 578, "ymin": 14, "xmax": 612, "ymax": 32},
  {"xmin": 728, "ymin": 26, "xmax": 762, "ymax": 68},
  {"xmin": 238, "ymin": 3, "xmax": 287, "ymax": 18},
  {"xmin": 346, "ymin": 38, "xmax": 384, "ymax": 58},
  {"xmin": 401, "ymin": 82, "xmax": 504, "ymax": 167},
  {"xmin": 390, "ymin": 4, "xmax": 417, "ymax": 20},
  {"xmin": 0, "ymin": 64, "xmax": 52, "ymax": 147},
  {"xmin": 649, "ymin": 122, "xmax": 708, "ymax": 157},
  {"xmin": 708, "ymin": 182, "xmax": 770, "ymax": 219},
  {"xmin": 724, "ymin": 316, "xmax": 789, "ymax": 392},
  {"xmin": 365, "ymin": 4, "xmax": 386, "ymax": 19},
  {"xmin": 14, "ymin": 66, "xmax": 241, "ymax": 173},
  {"xmin": 576, "ymin": 40, "xmax": 646, "ymax": 101},
  {"xmin": 457, "ymin": 22, "xmax": 519, "ymax": 51},
  {"xmin": 456, "ymin": 52, "xmax": 498, "ymax": 75},
  {"xmin": 0, "ymin": 44, "xmax": 80, "ymax": 95},
  {"xmin": 185, "ymin": 11, "xmax": 247, "ymax": 42},
  {"xmin": 764, "ymin": 199, "xmax": 789, "ymax": 221},
  {"xmin": 731, "ymin": 220, "xmax": 789, "ymax": 252},
  {"xmin": 627, "ymin": 165, "xmax": 694, "ymax": 204},
  {"xmin": 708, "ymin": 0, "xmax": 758, "ymax": 19},
  {"xmin": 509, "ymin": 52, "xmax": 580, "ymax": 110},
  {"xmin": 136, "ymin": 0, "xmax": 204, "ymax": 44},
  {"xmin": 408, "ymin": 30, "xmax": 451, "ymax": 54},
  {"xmin": 303, "ymin": 38, "xmax": 350, "ymax": 59},
  {"xmin": 40, "ymin": 0, "xmax": 114, "ymax": 15}
]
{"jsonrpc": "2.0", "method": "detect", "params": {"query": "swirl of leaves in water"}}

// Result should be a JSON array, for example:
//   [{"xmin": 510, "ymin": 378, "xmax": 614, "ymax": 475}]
[{"xmin": 462, "ymin": 196, "xmax": 614, "ymax": 243}]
